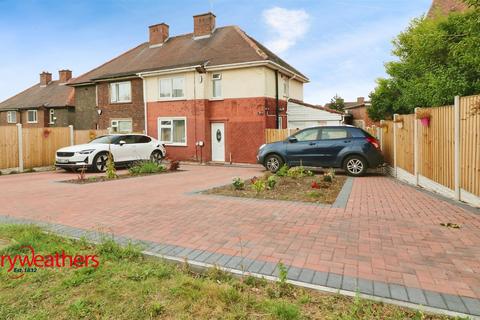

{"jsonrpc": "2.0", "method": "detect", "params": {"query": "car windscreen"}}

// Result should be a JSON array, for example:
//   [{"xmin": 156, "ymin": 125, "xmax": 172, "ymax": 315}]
[{"xmin": 89, "ymin": 135, "xmax": 121, "ymax": 144}]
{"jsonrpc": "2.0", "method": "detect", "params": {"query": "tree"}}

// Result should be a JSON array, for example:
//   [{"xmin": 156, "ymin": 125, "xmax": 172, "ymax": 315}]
[
  {"xmin": 368, "ymin": 2, "xmax": 480, "ymax": 121},
  {"xmin": 329, "ymin": 94, "xmax": 345, "ymax": 112}
]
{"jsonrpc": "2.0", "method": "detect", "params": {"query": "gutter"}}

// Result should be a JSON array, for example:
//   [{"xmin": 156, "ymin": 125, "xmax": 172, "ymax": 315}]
[{"xmin": 275, "ymin": 70, "xmax": 279, "ymax": 129}]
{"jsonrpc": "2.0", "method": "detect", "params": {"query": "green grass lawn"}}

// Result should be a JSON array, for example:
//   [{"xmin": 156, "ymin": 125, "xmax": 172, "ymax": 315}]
[{"xmin": 0, "ymin": 225, "xmax": 459, "ymax": 320}]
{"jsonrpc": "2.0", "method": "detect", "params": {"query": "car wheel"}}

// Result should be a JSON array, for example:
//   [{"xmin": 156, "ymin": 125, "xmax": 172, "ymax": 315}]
[
  {"xmin": 150, "ymin": 150, "xmax": 163, "ymax": 164},
  {"xmin": 264, "ymin": 154, "xmax": 284, "ymax": 173},
  {"xmin": 343, "ymin": 155, "xmax": 367, "ymax": 177},
  {"xmin": 92, "ymin": 152, "xmax": 109, "ymax": 172}
]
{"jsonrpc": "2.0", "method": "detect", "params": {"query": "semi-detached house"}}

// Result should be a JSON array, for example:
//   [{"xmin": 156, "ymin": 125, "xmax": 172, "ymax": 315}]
[{"xmin": 69, "ymin": 12, "xmax": 308, "ymax": 163}]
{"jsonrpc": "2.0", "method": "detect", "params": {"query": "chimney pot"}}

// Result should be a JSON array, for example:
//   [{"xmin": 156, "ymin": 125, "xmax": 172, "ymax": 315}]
[
  {"xmin": 40, "ymin": 72, "xmax": 52, "ymax": 86},
  {"xmin": 59, "ymin": 69, "xmax": 72, "ymax": 83},
  {"xmin": 193, "ymin": 12, "xmax": 216, "ymax": 37},
  {"xmin": 149, "ymin": 23, "xmax": 169, "ymax": 46}
]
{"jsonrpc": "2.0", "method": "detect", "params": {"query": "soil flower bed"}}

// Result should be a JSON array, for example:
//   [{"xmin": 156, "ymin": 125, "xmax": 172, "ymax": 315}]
[
  {"xmin": 62, "ymin": 160, "xmax": 180, "ymax": 184},
  {"xmin": 0, "ymin": 224, "xmax": 451, "ymax": 319},
  {"xmin": 205, "ymin": 166, "xmax": 347, "ymax": 204}
]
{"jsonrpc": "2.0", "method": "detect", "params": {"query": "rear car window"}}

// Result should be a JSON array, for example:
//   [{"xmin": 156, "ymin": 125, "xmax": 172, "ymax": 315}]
[
  {"xmin": 135, "ymin": 135, "xmax": 151, "ymax": 143},
  {"xmin": 320, "ymin": 128, "xmax": 348, "ymax": 140},
  {"xmin": 349, "ymin": 128, "xmax": 372, "ymax": 138}
]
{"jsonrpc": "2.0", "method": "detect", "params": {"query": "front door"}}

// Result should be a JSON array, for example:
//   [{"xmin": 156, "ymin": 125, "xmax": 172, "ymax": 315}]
[{"xmin": 211, "ymin": 123, "xmax": 225, "ymax": 162}]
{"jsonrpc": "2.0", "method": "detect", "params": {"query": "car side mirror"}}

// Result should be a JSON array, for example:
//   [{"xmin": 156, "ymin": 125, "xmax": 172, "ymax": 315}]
[
  {"xmin": 288, "ymin": 137, "xmax": 298, "ymax": 143},
  {"xmin": 119, "ymin": 140, "xmax": 126, "ymax": 146}
]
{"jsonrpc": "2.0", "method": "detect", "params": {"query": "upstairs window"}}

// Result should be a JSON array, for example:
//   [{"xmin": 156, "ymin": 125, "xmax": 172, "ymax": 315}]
[
  {"xmin": 159, "ymin": 77, "xmax": 185, "ymax": 99},
  {"xmin": 212, "ymin": 73, "xmax": 222, "ymax": 98},
  {"xmin": 110, "ymin": 81, "xmax": 132, "ymax": 103},
  {"xmin": 27, "ymin": 110, "xmax": 37, "ymax": 123},
  {"xmin": 6, "ymin": 111, "xmax": 16, "ymax": 124}
]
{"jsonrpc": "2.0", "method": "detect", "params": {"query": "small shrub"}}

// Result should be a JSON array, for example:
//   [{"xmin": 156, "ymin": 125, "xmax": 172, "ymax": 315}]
[
  {"xmin": 232, "ymin": 177, "xmax": 245, "ymax": 190},
  {"xmin": 323, "ymin": 168, "xmax": 335, "ymax": 182},
  {"xmin": 311, "ymin": 181, "xmax": 320, "ymax": 189},
  {"xmin": 168, "ymin": 160, "xmax": 180, "ymax": 171},
  {"xmin": 267, "ymin": 175, "xmax": 277, "ymax": 190},
  {"xmin": 268, "ymin": 301, "xmax": 300, "ymax": 320},
  {"xmin": 287, "ymin": 166, "xmax": 306, "ymax": 178},
  {"xmin": 105, "ymin": 151, "xmax": 117, "ymax": 179},
  {"xmin": 307, "ymin": 190, "xmax": 321, "ymax": 198},
  {"xmin": 305, "ymin": 170, "xmax": 314, "ymax": 177},
  {"xmin": 276, "ymin": 164, "xmax": 289, "ymax": 177},
  {"xmin": 129, "ymin": 161, "xmax": 166, "ymax": 175},
  {"xmin": 149, "ymin": 302, "xmax": 166, "ymax": 317},
  {"xmin": 251, "ymin": 179, "xmax": 266, "ymax": 194}
]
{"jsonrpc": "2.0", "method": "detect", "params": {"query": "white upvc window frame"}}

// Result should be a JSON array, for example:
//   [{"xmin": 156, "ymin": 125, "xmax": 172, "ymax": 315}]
[
  {"xmin": 110, "ymin": 81, "xmax": 132, "ymax": 103},
  {"xmin": 212, "ymin": 73, "xmax": 222, "ymax": 99},
  {"xmin": 49, "ymin": 109, "xmax": 55, "ymax": 124},
  {"xmin": 110, "ymin": 119, "xmax": 133, "ymax": 133},
  {"xmin": 157, "ymin": 116, "xmax": 187, "ymax": 146},
  {"xmin": 27, "ymin": 109, "xmax": 37, "ymax": 123},
  {"xmin": 158, "ymin": 76, "xmax": 186, "ymax": 101},
  {"xmin": 6, "ymin": 111, "xmax": 17, "ymax": 124}
]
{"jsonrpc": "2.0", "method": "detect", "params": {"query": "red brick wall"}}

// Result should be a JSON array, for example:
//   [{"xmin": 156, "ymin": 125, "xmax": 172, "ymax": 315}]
[
  {"xmin": 21, "ymin": 109, "xmax": 46, "ymax": 128},
  {"xmin": 146, "ymin": 97, "xmax": 287, "ymax": 163},
  {"xmin": 0, "ymin": 111, "xmax": 19, "ymax": 126},
  {"xmin": 96, "ymin": 78, "xmax": 145, "ymax": 132},
  {"xmin": 347, "ymin": 106, "xmax": 377, "ymax": 127}
]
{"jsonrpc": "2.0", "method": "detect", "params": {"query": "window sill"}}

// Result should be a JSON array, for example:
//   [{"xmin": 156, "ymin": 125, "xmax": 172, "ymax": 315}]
[
  {"xmin": 209, "ymin": 97, "xmax": 224, "ymax": 101},
  {"xmin": 27, "ymin": 121, "xmax": 38, "ymax": 124},
  {"xmin": 156, "ymin": 97, "xmax": 187, "ymax": 102},
  {"xmin": 163, "ymin": 143, "xmax": 187, "ymax": 147}
]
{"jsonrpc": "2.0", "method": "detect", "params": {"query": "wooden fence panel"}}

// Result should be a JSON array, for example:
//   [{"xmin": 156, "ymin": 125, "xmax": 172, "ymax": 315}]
[
  {"xmin": 265, "ymin": 129, "xmax": 297, "ymax": 143},
  {"xmin": 22, "ymin": 127, "xmax": 71, "ymax": 169},
  {"xmin": 460, "ymin": 95, "xmax": 480, "ymax": 197},
  {"xmin": 381, "ymin": 121, "xmax": 394, "ymax": 165},
  {"xmin": 74, "ymin": 130, "xmax": 108, "ymax": 145},
  {"xmin": 395, "ymin": 114, "xmax": 415, "ymax": 174},
  {"xmin": 0, "ymin": 126, "xmax": 19, "ymax": 169},
  {"xmin": 418, "ymin": 105, "xmax": 455, "ymax": 190}
]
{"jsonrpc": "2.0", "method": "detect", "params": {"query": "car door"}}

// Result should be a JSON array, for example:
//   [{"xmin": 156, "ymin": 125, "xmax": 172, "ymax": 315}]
[
  {"xmin": 110, "ymin": 135, "xmax": 136, "ymax": 163},
  {"xmin": 311, "ymin": 127, "xmax": 351, "ymax": 167},
  {"xmin": 133, "ymin": 135, "xmax": 153, "ymax": 160},
  {"xmin": 285, "ymin": 127, "xmax": 321, "ymax": 166}
]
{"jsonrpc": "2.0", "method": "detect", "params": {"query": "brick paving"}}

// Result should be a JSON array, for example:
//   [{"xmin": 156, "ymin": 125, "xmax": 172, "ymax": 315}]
[{"xmin": 0, "ymin": 164, "xmax": 479, "ymax": 315}]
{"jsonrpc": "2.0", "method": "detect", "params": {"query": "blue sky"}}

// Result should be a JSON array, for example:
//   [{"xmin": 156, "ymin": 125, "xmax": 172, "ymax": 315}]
[{"xmin": 0, "ymin": 0, "xmax": 431, "ymax": 105}]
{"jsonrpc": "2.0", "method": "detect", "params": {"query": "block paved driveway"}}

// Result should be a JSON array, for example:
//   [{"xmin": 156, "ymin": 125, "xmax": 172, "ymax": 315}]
[{"xmin": 1, "ymin": 164, "xmax": 480, "ymax": 315}]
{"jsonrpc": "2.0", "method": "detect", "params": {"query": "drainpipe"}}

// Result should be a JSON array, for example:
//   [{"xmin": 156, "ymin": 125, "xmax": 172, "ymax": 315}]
[
  {"xmin": 275, "ymin": 70, "xmax": 279, "ymax": 129},
  {"xmin": 139, "ymin": 75, "xmax": 148, "ymax": 135}
]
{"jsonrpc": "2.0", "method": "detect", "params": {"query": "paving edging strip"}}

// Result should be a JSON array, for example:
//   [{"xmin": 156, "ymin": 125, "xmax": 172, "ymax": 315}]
[{"xmin": 0, "ymin": 215, "xmax": 478, "ymax": 319}]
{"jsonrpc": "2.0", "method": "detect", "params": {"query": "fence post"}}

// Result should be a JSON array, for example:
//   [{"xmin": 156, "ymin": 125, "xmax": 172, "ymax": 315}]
[
  {"xmin": 414, "ymin": 108, "xmax": 419, "ymax": 186},
  {"xmin": 69, "ymin": 125, "xmax": 74, "ymax": 146},
  {"xmin": 454, "ymin": 96, "xmax": 461, "ymax": 200},
  {"xmin": 16, "ymin": 123, "xmax": 23, "ymax": 172},
  {"xmin": 379, "ymin": 120, "xmax": 384, "ymax": 151},
  {"xmin": 393, "ymin": 114, "xmax": 398, "ymax": 177}
]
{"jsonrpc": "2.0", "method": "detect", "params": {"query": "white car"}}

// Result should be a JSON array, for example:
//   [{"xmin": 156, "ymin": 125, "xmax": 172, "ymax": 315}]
[{"xmin": 55, "ymin": 134, "xmax": 166, "ymax": 172}]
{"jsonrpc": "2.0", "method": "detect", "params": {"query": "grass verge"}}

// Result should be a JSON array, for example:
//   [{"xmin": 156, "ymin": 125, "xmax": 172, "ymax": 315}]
[{"xmin": 0, "ymin": 225, "xmax": 459, "ymax": 319}]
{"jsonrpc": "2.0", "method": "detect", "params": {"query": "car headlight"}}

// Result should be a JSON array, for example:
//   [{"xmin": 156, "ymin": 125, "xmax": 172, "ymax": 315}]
[{"xmin": 78, "ymin": 149, "xmax": 95, "ymax": 154}]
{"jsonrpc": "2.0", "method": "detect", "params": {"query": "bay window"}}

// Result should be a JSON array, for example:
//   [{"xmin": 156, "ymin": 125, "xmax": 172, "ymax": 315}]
[{"xmin": 158, "ymin": 117, "xmax": 186, "ymax": 146}]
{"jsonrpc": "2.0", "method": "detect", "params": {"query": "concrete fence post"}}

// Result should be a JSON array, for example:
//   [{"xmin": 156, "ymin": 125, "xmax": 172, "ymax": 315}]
[
  {"xmin": 16, "ymin": 123, "xmax": 23, "ymax": 172},
  {"xmin": 454, "ymin": 96, "xmax": 461, "ymax": 200},
  {"xmin": 69, "ymin": 125, "xmax": 74, "ymax": 146},
  {"xmin": 379, "ymin": 120, "xmax": 384, "ymax": 151},
  {"xmin": 393, "ymin": 114, "xmax": 399, "ymax": 177},
  {"xmin": 414, "ymin": 108, "xmax": 419, "ymax": 186}
]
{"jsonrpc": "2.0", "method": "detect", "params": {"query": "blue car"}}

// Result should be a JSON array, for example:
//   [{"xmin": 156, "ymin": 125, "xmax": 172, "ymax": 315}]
[{"xmin": 257, "ymin": 126, "xmax": 384, "ymax": 176}]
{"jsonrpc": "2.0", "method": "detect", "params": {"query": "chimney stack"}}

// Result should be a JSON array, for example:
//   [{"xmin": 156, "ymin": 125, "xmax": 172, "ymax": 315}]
[
  {"xmin": 40, "ymin": 71, "xmax": 52, "ymax": 86},
  {"xmin": 149, "ymin": 23, "xmax": 169, "ymax": 46},
  {"xmin": 193, "ymin": 12, "xmax": 216, "ymax": 37},
  {"xmin": 59, "ymin": 69, "xmax": 72, "ymax": 83},
  {"xmin": 357, "ymin": 97, "xmax": 365, "ymax": 104}
]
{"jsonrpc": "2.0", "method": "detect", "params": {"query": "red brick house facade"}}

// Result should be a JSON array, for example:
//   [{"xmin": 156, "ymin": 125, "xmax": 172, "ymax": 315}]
[
  {"xmin": 343, "ymin": 97, "xmax": 377, "ymax": 128},
  {"xmin": 69, "ymin": 12, "xmax": 307, "ymax": 163}
]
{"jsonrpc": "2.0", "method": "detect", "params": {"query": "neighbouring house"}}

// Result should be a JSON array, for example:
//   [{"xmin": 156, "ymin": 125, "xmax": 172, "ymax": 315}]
[
  {"xmin": 68, "ymin": 12, "xmax": 308, "ymax": 163},
  {"xmin": 343, "ymin": 97, "xmax": 377, "ymax": 128},
  {"xmin": 286, "ymin": 99, "xmax": 343, "ymax": 129},
  {"xmin": 0, "ymin": 70, "xmax": 75, "ymax": 128},
  {"xmin": 427, "ymin": 0, "xmax": 468, "ymax": 17}
]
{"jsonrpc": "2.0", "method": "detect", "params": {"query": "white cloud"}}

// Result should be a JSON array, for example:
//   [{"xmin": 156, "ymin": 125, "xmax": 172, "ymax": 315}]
[{"xmin": 262, "ymin": 7, "xmax": 310, "ymax": 54}]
